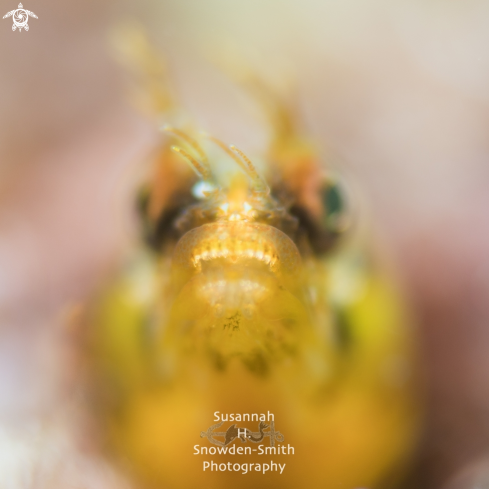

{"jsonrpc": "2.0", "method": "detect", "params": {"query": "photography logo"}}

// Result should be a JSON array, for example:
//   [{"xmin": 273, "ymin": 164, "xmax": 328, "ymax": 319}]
[
  {"xmin": 3, "ymin": 3, "xmax": 37, "ymax": 32},
  {"xmin": 196, "ymin": 417, "xmax": 293, "ymax": 475},
  {"xmin": 201, "ymin": 420, "xmax": 284, "ymax": 447}
]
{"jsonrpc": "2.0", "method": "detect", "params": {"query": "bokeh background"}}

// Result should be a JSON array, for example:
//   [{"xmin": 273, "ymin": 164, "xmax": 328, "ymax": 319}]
[{"xmin": 1, "ymin": 0, "xmax": 489, "ymax": 488}]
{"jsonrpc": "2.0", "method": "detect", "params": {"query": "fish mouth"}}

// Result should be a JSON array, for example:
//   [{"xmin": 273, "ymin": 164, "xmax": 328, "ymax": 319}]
[
  {"xmin": 192, "ymin": 263, "xmax": 275, "ymax": 319},
  {"xmin": 161, "ymin": 222, "xmax": 310, "ymax": 374},
  {"xmin": 172, "ymin": 221, "xmax": 301, "ymax": 278},
  {"xmin": 170, "ymin": 220, "xmax": 303, "ymax": 322}
]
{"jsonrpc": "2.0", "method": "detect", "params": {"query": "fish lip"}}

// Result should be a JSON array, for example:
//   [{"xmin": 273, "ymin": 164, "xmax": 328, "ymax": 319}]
[{"xmin": 172, "ymin": 221, "xmax": 301, "ymax": 277}]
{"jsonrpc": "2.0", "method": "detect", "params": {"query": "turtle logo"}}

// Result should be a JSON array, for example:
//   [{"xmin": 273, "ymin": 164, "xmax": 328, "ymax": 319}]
[{"xmin": 3, "ymin": 3, "xmax": 37, "ymax": 32}]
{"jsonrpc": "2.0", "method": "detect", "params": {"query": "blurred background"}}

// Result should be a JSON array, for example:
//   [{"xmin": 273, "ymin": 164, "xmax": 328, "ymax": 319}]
[{"xmin": 1, "ymin": 0, "xmax": 489, "ymax": 488}]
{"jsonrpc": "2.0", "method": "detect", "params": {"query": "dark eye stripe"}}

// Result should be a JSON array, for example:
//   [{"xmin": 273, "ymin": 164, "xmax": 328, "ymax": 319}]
[{"xmin": 137, "ymin": 187, "xmax": 198, "ymax": 251}]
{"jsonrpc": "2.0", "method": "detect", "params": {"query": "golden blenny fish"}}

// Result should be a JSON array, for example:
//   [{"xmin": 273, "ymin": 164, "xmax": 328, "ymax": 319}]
[{"xmin": 87, "ymin": 28, "xmax": 420, "ymax": 489}]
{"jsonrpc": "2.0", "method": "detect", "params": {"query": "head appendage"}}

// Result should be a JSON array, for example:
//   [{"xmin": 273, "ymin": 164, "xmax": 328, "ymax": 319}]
[
  {"xmin": 250, "ymin": 79, "xmax": 297, "ymax": 143},
  {"xmin": 163, "ymin": 126, "xmax": 209, "ymax": 164},
  {"xmin": 204, "ymin": 134, "xmax": 268, "ymax": 194},
  {"xmin": 229, "ymin": 145, "xmax": 269, "ymax": 194},
  {"xmin": 110, "ymin": 23, "xmax": 176, "ymax": 115},
  {"xmin": 171, "ymin": 146, "xmax": 211, "ymax": 181},
  {"xmin": 210, "ymin": 51, "xmax": 296, "ymax": 142},
  {"xmin": 204, "ymin": 134, "xmax": 245, "ymax": 170}
]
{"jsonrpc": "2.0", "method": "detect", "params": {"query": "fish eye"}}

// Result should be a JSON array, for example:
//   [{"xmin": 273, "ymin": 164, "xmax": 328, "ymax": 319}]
[
  {"xmin": 320, "ymin": 177, "xmax": 348, "ymax": 234},
  {"xmin": 287, "ymin": 174, "xmax": 350, "ymax": 256}
]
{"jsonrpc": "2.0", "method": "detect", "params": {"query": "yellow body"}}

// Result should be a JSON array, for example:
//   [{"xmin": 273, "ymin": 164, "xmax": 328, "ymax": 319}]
[
  {"xmin": 89, "ymin": 218, "xmax": 419, "ymax": 489},
  {"xmin": 88, "ymin": 31, "xmax": 420, "ymax": 489}
]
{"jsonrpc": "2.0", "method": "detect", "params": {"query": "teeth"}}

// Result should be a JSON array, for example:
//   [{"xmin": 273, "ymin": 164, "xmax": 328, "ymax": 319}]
[{"xmin": 174, "ymin": 221, "xmax": 301, "ymax": 277}]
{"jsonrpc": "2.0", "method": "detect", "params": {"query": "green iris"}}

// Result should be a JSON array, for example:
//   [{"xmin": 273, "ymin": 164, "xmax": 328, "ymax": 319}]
[{"xmin": 322, "ymin": 179, "xmax": 345, "ymax": 232}]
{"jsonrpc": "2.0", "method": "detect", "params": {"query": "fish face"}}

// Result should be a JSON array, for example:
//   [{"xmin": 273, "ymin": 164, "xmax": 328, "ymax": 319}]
[
  {"xmin": 160, "ymin": 206, "xmax": 334, "ymax": 378},
  {"xmin": 87, "ymin": 31, "xmax": 421, "ymax": 489}
]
